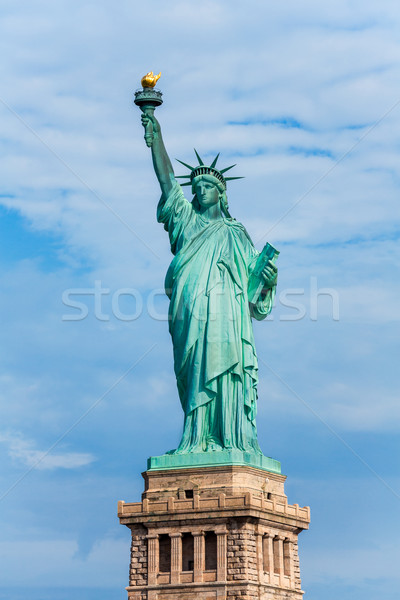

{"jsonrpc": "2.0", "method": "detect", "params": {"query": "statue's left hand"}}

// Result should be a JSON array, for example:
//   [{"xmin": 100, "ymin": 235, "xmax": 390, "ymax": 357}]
[{"xmin": 261, "ymin": 260, "xmax": 278, "ymax": 288}]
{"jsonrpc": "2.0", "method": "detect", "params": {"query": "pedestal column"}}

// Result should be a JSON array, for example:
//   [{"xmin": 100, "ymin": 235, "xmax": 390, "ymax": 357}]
[
  {"xmin": 277, "ymin": 535, "xmax": 285, "ymax": 587},
  {"xmin": 193, "ymin": 531, "xmax": 205, "ymax": 583},
  {"xmin": 170, "ymin": 532, "xmax": 182, "ymax": 584},
  {"xmin": 146, "ymin": 533, "xmax": 159, "ymax": 585},
  {"xmin": 264, "ymin": 533, "xmax": 274, "ymax": 583},
  {"xmin": 256, "ymin": 532, "xmax": 263, "ymax": 580},
  {"xmin": 216, "ymin": 530, "xmax": 227, "ymax": 582},
  {"xmin": 285, "ymin": 537, "xmax": 294, "ymax": 588}
]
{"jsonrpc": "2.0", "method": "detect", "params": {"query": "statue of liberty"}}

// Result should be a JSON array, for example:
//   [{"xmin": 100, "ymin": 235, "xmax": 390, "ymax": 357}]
[{"xmin": 139, "ymin": 88, "xmax": 278, "ymax": 463}]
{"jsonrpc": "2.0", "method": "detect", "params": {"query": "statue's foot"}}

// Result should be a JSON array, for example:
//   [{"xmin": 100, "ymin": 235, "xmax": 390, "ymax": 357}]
[
  {"xmin": 170, "ymin": 445, "xmax": 205, "ymax": 455},
  {"xmin": 206, "ymin": 440, "xmax": 224, "ymax": 452}
]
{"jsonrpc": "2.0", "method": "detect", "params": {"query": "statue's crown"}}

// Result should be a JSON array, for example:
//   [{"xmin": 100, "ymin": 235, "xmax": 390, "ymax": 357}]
[{"xmin": 176, "ymin": 150, "xmax": 243, "ymax": 190}]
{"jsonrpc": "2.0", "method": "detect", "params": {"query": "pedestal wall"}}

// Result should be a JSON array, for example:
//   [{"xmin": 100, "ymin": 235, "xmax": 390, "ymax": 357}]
[{"xmin": 119, "ymin": 465, "xmax": 310, "ymax": 600}]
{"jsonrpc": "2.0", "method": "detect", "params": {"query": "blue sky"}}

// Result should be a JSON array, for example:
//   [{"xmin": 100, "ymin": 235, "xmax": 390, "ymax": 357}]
[{"xmin": 1, "ymin": 1, "xmax": 400, "ymax": 598}]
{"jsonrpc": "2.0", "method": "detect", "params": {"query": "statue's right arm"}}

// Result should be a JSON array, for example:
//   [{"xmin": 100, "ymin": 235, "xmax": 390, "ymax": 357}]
[{"xmin": 141, "ymin": 114, "xmax": 176, "ymax": 198}]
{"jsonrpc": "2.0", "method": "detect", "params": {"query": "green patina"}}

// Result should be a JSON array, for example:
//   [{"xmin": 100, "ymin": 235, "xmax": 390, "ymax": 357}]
[
  {"xmin": 147, "ymin": 450, "xmax": 281, "ymax": 474},
  {"xmin": 138, "ymin": 90, "xmax": 280, "ymax": 474}
]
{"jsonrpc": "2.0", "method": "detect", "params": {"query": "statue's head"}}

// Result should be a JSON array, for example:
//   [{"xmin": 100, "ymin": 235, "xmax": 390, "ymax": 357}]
[
  {"xmin": 175, "ymin": 150, "xmax": 243, "ymax": 218},
  {"xmin": 192, "ymin": 173, "xmax": 226, "ymax": 212}
]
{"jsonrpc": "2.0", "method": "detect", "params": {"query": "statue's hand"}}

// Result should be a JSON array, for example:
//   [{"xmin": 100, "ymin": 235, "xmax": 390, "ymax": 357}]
[
  {"xmin": 141, "ymin": 113, "xmax": 160, "ymax": 136},
  {"xmin": 261, "ymin": 260, "xmax": 278, "ymax": 289},
  {"xmin": 140, "ymin": 112, "xmax": 161, "ymax": 147}
]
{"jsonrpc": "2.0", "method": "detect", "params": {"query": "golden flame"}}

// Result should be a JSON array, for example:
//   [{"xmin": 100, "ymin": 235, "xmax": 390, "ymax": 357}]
[{"xmin": 141, "ymin": 71, "xmax": 161, "ymax": 88}]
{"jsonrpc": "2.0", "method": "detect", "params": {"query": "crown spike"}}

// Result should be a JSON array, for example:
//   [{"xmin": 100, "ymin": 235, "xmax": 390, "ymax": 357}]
[
  {"xmin": 225, "ymin": 176, "xmax": 245, "ymax": 181},
  {"xmin": 194, "ymin": 149, "xmax": 204, "ymax": 165},
  {"xmin": 220, "ymin": 164, "xmax": 237, "ymax": 174},
  {"xmin": 175, "ymin": 158, "xmax": 195, "ymax": 170},
  {"xmin": 210, "ymin": 153, "xmax": 220, "ymax": 168},
  {"xmin": 180, "ymin": 181, "xmax": 192, "ymax": 186}
]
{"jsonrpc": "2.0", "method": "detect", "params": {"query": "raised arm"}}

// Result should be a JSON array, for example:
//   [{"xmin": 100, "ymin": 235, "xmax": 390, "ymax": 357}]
[{"xmin": 141, "ymin": 113, "xmax": 176, "ymax": 198}]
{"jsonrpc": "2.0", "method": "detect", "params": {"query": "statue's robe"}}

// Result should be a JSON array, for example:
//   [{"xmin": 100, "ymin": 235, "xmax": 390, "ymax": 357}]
[{"xmin": 158, "ymin": 184, "xmax": 275, "ymax": 453}]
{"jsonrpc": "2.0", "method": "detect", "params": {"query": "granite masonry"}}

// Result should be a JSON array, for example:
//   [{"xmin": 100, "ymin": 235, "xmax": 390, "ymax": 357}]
[{"xmin": 118, "ymin": 464, "xmax": 310, "ymax": 600}]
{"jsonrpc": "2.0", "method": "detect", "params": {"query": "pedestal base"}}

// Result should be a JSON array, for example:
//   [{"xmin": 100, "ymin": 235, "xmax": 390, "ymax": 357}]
[
  {"xmin": 118, "ymin": 464, "xmax": 310, "ymax": 600},
  {"xmin": 147, "ymin": 450, "xmax": 281, "ymax": 474}
]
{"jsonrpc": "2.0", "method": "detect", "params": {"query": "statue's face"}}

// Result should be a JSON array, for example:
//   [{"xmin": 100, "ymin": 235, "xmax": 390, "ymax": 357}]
[{"xmin": 194, "ymin": 177, "xmax": 220, "ymax": 208}]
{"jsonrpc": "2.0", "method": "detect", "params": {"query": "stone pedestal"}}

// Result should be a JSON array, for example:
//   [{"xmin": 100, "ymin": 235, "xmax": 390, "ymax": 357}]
[{"xmin": 118, "ymin": 464, "xmax": 310, "ymax": 600}]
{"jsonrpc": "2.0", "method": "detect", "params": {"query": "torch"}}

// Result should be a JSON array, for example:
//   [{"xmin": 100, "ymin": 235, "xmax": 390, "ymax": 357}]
[{"xmin": 134, "ymin": 71, "xmax": 163, "ymax": 147}]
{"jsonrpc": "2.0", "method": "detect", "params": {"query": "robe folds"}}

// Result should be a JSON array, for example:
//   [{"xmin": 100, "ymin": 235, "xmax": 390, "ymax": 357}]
[{"xmin": 157, "ymin": 183, "xmax": 275, "ymax": 454}]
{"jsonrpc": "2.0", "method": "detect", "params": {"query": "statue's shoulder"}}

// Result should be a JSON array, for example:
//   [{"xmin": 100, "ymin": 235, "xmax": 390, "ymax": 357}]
[{"xmin": 226, "ymin": 217, "xmax": 255, "ymax": 247}]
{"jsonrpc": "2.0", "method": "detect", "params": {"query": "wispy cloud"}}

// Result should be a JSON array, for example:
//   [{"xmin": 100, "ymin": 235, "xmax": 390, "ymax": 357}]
[{"xmin": 0, "ymin": 431, "xmax": 95, "ymax": 470}]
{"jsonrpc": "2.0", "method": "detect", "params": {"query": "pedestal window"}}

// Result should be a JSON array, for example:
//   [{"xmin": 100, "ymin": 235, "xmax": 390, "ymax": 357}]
[
  {"xmin": 159, "ymin": 534, "xmax": 171, "ymax": 572},
  {"xmin": 182, "ymin": 533, "xmax": 194, "ymax": 571},
  {"xmin": 205, "ymin": 531, "xmax": 217, "ymax": 570}
]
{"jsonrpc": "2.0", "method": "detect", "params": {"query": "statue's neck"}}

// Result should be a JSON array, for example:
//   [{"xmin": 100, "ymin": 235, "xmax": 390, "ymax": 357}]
[{"xmin": 198, "ymin": 203, "xmax": 223, "ymax": 222}]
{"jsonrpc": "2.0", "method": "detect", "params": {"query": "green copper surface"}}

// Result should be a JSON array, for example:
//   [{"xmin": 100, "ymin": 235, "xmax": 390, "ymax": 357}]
[
  {"xmin": 138, "ymin": 97, "xmax": 279, "ymax": 470},
  {"xmin": 147, "ymin": 450, "xmax": 281, "ymax": 474}
]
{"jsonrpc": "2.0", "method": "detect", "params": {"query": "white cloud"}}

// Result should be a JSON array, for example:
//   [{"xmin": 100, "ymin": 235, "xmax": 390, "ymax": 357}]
[
  {"xmin": 0, "ymin": 431, "xmax": 95, "ymax": 470},
  {"xmin": 0, "ymin": 537, "xmax": 127, "ymax": 586}
]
